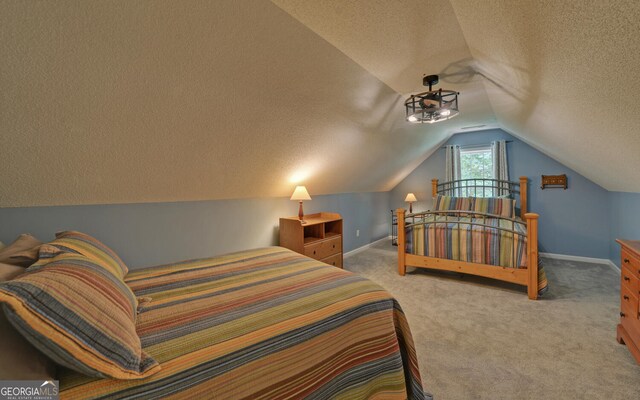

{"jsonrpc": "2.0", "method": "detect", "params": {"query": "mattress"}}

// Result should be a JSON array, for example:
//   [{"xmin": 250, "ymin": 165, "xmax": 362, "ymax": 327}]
[{"xmin": 59, "ymin": 247, "xmax": 427, "ymax": 399}]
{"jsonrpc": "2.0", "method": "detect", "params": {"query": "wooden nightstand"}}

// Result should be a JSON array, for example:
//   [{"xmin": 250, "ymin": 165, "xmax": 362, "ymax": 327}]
[{"xmin": 279, "ymin": 212, "xmax": 343, "ymax": 268}]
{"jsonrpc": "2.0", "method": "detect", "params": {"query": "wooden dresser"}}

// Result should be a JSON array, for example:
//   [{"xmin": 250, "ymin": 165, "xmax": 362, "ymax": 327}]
[
  {"xmin": 616, "ymin": 239, "xmax": 640, "ymax": 364},
  {"xmin": 279, "ymin": 212, "xmax": 343, "ymax": 268}
]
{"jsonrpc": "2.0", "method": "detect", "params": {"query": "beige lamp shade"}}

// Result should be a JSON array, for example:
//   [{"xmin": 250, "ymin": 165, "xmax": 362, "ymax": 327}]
[
  {"xmin": 404, "ymin": 193, "xmax": 417, "ymax": 202},
  {"xmin": 290, "ymin": 186, "xmax": 311, "ymax": 201}
]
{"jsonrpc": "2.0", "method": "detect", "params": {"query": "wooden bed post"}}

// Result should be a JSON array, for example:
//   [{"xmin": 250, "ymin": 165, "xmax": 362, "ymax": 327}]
[
  {"xmin": 397, "ymin": 208, "xmax": 406, "ymax": 276},
  {"xmin": 525, "ymin": 213, "xmax": 539, "ymax": 300},
  {"xmin": 431, "ymin": 179, "xmax": 438, "ymax": 198},
  {"xmin": 519, "ymin": 176, "xmax": 528, "ymax": 218}
]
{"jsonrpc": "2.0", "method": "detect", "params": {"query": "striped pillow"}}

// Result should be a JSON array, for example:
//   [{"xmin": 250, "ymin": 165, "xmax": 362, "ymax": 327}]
[
  {"xmin": 0, "ymin": 252, "xmax": 160, "ymax": 379},
  {"xmin": 433, "ymin": 195, "xmax": 475, "ymax": 214},
  {"xmin": 36, "ymin": 231, "xmax": 128, "ymax": 278},
  {"xmin": 473, "ymin": 197, "xmax": 516, "ymax": 218}
]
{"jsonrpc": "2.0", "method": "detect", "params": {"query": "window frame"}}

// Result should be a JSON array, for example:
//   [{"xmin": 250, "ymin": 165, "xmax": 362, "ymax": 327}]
[{"xmin": 459, "ymin": 145, "xmax": 493, "ymax": 197}]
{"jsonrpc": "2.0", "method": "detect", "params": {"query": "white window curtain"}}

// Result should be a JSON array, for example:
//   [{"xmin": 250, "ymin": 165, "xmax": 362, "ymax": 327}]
[
  {"xmin": 444, "ymin": 145, "xmax": 461, "ymax": 196},
  {"xmin": 491, "ymin": 140, "xmax": 509, "ymax": 196}
]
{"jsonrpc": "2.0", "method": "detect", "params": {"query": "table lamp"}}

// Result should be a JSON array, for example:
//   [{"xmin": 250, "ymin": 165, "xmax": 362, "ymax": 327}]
[
  {"xmin": 291, "ymin": 186, "xmax": 312, "ymax": 223},
  {"xmin": 405, "ymin": 193, "xmax": 417, "ymax": 213}
]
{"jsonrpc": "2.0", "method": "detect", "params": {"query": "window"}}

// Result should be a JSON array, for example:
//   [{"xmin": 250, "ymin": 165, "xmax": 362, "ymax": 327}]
[{"xmin": 460, "ymin": 146, "xmax": 493, "ymax": 197}]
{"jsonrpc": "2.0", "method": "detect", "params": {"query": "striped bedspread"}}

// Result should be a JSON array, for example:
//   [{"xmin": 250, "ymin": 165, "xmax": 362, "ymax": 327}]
[
  {"xmin": 405, "ymin": 215, "xmax": 528, "ymax": 268},
  {"xmin": 405, "ymin": 215, "xmax": 548, "ymax": 295},
  {"xmin": 59, "ymin": 247, "xmax": 427, "ymax": 399}
]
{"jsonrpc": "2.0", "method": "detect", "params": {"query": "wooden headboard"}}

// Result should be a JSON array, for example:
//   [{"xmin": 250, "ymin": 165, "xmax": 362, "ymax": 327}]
[{"xmin": 431, "ymin": 176, "xmax": 528, "ymax": 218}]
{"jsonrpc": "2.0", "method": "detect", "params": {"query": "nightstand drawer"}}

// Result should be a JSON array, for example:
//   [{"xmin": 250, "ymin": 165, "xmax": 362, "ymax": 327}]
[
  {"xmin": 320, "ymin": 253, "xmax": 343, "ymax": 268},
  {"xmin": 304, "ymin": 235, "xmax": 342, "ymax": 260},
  {"xmin": 622, "ymin": 249, "xmax": 640, "ymax": 279},
  {"xmin": 622, "ymin": 265, "xmax": 639, "ymax": 295}
]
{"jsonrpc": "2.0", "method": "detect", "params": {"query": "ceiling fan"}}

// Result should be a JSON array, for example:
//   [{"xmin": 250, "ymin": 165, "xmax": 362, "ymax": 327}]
[{"xmin": 405, "ymin": 75, "xmax": 460, "ymax": 124}]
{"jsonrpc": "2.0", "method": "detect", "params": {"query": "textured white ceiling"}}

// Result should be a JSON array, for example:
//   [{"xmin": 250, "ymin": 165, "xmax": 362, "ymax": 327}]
[
  {"xmin": 0, "ymin": 0, "xmax": 451, "ymax": 207},
  {"xmin": 1, "ymin": 0, "xmax": 639, "ymax": 207},
  {"xmin": 271, "ymin": 0, "xmax": 498, "ymax": 133},
  {"xmin": 274, "ymin": 0, "xmax": 640, "ymax": 193},
  {"xmin": 448, "ymin": 0, "xmax": 640, "ymax": 192}
]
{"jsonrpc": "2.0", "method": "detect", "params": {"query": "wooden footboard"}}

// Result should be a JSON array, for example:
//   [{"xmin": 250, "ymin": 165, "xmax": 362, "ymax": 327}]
[{"xmin": 396, "ymin": 208, "xmax": 540, "ymax": 300}]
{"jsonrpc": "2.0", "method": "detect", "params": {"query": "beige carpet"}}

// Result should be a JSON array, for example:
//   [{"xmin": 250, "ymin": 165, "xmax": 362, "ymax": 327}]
[{"xmin": 344, "ymin": 239, "xmax": 640, "ymax": 399}]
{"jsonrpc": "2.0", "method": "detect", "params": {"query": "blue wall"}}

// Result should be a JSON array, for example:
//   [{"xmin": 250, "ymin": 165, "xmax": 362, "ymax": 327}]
[
  {"xmin": 1, "ymin": 128, "xmax": 636, "ymax": 268},
  {"xmin": 0, "ymin": 192, "xmax": 390, "ymax": 269},
  {"xmin": 609, "ymin": 192, "xmax": 640, "ymax": 265},
  {"xmin": 391, "ymin": 129, "xmax": 611, "ymax": 259}
]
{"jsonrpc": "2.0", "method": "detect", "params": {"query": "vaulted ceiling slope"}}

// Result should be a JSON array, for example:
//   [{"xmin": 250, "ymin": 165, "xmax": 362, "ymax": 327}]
[
  {"xmin": 448, "ymin": 0, "xmax": 640, "ymax": 192},
  {"xmin": 274, "ymin": 0, "xmax": 640, "ymax": 193},
  {"xmin": 1, "ymin": 1, "xmax": 639, "ymax": 208},
  {"xmin": 0, "ymin": 0, "xmax": 464, "ymax": 207}
]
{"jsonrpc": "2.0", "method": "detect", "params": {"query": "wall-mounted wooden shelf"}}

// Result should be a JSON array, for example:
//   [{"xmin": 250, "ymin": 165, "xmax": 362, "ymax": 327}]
[{"xmin": 541, "ymin": 174, "xmax": 567, "ymax": 190}]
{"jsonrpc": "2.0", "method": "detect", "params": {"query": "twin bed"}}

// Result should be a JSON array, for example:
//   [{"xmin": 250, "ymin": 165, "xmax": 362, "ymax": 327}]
[
  {"xmin": 0, "ymin": 233, "xmax": 427, "ymax": 400},
  {"xmin": 61, "ymin": 247, "xmax": 426, "ymax": 399},
  {"xmin": 396, "ymin": 177, "xmax": 548, "ymax": 300}
]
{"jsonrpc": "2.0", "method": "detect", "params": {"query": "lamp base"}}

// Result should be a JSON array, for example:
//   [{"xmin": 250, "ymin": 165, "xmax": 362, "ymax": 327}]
[{"xmin": 298, "ymin": 201, "xmax": 305, "ymax": 223}]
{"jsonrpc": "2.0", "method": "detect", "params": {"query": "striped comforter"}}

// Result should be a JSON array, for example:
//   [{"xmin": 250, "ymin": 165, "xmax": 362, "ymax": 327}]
[
  {"xmin": 59, "ymin": 247, "xmax": 427, "ymax": 399},
  {"xmin": 405, "ymin": 215, "xmax": 528, "ymax": 268}
]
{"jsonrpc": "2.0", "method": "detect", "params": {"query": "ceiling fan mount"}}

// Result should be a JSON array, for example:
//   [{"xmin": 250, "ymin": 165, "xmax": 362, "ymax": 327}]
[{"xmin": 422, "ymin": 75, "xmax": 439, "ymax": 90}]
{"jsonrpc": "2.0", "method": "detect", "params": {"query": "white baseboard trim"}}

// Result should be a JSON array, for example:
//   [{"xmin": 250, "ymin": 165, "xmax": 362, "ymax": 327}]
[
  {"xmin": 540, "ymin": 252, "xmax": 620, "ymax": 272},
  {"xmin": 343, "ymin": 242, "xmax": 622, "ymax": 272},
  {"xmin": 607, "ymin": 260, "xmax": 621, "ymax": 273},
  {"xmin": 344, "ymin": 236, "xmax": 392, "ymax": 258}
]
